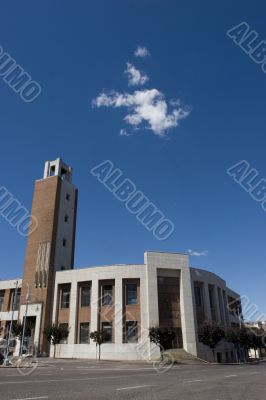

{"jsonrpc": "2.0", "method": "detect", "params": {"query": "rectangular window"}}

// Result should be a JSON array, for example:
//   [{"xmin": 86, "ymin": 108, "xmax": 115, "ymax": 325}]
[
  {"xmin": 61, "ymin": 288, "xmax": 70, "ymax": 308},
  {"xmin": 209, "ymin": 287, "xmax": 214, "ymax": 308},
  {"xmin": 61, "ymin": 168, "xmax": 67, "ymax": 181},
  {"xmin": 63, "ymin": 238, "xmax": 67, "ymax": 247},
  {"xmin": 49, "ymin": 165, "xmax": 55, "ymax": 177},
  {"xmin": 80, "ymin": 286, "xmax": 90, "ymax": 307},
  {"xmin": 79, "ymin": 323, "xmax": 90, "ymax": 344},
  {"xmin": 64, "ymin": 215, "xmax": 69, "ymax": 223},
  {"xmin": 66, "ymin": 193, "xmax": 70, "ymax": 201},
  {"xmin": 194, "ymin": 286, "xmax": 203, "ymax": 307},
  {"xmin": 126, "ymin": 283, "xmax": 137, "ymax": 305},
  {"xmin": 102, "ymin": 285, "xmax": 113, "ymax": 306},
  {"xmin": 0, "ymin": 291, "xmax": 4, "ymax": 312},
  {"xmin": 10, "ymin": 289, "xmax": 21, "ymax": 311},
  {"xmin": 125, "ymin": 321, "xmax": 138, "ymax": 343},
  {"xmin": 13, "ymin": 289, "xmax": 21, "ymax": 311},
  {"xmin": 102, "ymin": 322, "xmax": 112, "ymax": 342}
]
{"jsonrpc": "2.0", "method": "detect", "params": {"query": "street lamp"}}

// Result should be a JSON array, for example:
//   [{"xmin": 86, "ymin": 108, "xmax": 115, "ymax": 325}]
[
  {"xmin": 19, "ymin": 285, "xmax": 30, "ymax": 358},
  {"xmin": 3, "ymin": 280, "xmax": 19, "ymax": 366}
]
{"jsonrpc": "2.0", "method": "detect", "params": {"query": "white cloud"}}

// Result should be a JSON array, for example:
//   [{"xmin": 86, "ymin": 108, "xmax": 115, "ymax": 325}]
[
  {"xmin": 93, "ymin": 88, "xmax": 190, "ymax": 137},
  {"xmin": 134, "ymin": 46, "xmax": 150, "ymax": 58},
  {"xmin": 187, "ymin": 249, "xmax": 208, "ymax": 257},
  {"xmin": 125, "ymin": 63, "xmax": 149, "ymax": 86},
  {"xmin": 119, "ymin": 129, "xmax": 131, "ymax": 137}
]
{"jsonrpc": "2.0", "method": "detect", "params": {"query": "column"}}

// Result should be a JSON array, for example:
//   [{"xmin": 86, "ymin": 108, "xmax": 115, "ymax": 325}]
[
  {"xmin": 115, "ymin": 278, "xmax": 123, "ymax": 344},
  {"xmin": 222, "ymin": 290, "xmax": 229, "ymax": 327},
  {"xmin": 51, "ymin": 284, "xmax": 59, "ymax": 323},
  {"xmin": 90, "ymin": 277, "xmax": 99, "ymax": 332},
  {"xmin": 145, "ymin": 253, "xmax": 160, "ymax": 360},
  {"xmin": 203, "ymin": 283, "xmax": 212, "ymax": 321},
  {"xmin": 68, "ymin": 282, "xmax": 78, "ymax": 344},
  {"xmin": 180, "ymin": 268, "xmax": 198, "ymax": 356},
  {"xmin": 214, "ymin": 286, "xmax": 222, "ymax": 325}
]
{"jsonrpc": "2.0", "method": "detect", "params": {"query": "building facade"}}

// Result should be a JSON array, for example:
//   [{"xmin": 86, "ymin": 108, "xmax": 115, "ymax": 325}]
[{"xmin": 0, "ymin": 159, "xmax": 242, "ymax": 362}]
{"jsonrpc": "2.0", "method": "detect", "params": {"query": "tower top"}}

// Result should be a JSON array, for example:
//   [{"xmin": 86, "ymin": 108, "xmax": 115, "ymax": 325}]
[{"xmin": 43, "ymin": 158, "xmax": 73, "ymax": 183}]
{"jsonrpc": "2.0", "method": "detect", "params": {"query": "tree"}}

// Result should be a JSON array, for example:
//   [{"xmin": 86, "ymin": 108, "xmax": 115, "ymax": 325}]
[
  {"xmin": 238, "ymin": 327, "xmax": 252, "ymax": 362},
  {"xmin": 225, "ymin": 328, "xmax": 241, "ymax": 363},
  {"xmin": 90, "ymin": 330, "xmax": 110, "ymax": 361},
  {"xmin": 248, "ymin": 328, "xmax": 264, "ymax": 359},
  {"xmin": 43, "ymin": 324, "xmax": 69, "ymax": 358},
  {"xmin": 11, "ymin": 322, "xmax": 24, "ymax": 340},
  {"xmin": 149, "ymin": 327, "xmax": 176, "ymax": 361},
  {"xmin": 256, "ymin": 329, "xmax": 266, "ymax": 359},
  {"xmin": 198, "ymin": 323, "xmax": 225, "ymax": 361}
]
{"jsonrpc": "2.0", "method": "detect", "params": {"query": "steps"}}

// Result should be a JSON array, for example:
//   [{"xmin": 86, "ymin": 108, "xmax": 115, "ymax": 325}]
[{"xmin": 163, "ymin": 349, "xmax": 207, "ymax": 365}]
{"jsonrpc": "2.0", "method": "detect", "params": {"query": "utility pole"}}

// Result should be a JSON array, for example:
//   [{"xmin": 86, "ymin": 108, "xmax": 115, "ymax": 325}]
[
  {"xmin": 4, "ymin": 280, "xmax": 19, "ymax": 366},
  {"xmin": 19, "ymin": 285, "xmax": 30, "ymax": 358}
]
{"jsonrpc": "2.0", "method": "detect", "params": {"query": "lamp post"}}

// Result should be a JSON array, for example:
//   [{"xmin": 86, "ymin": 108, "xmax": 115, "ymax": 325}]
[
  {"xmin": 19, "ymin": 285, "xmax": 30, "ymax": 358},
  {"xmin": 4, "ymin": 280, "xmax": 19, "ymax": 366}
]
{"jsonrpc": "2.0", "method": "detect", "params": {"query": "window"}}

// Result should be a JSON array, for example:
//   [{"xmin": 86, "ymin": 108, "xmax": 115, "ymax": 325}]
[
  {"xmin": 81, "ymin": 286, "xmax": 90, "ymax": 307},
  {"xmin": 61, "ymin": 288, "xmax": 70, "ymax": 308},
  {"xmin": 66, "ymin": 193, "xmax": 70, "ymax": 201},
  {"xmin": 209, "ymin": 286, "xmax": 214, "ymax": 308},
  {"xmin": 194, "ymin": 285, "xmax": 203, "ymax": 307},
  {"xmin": 64, "ymin": 215, "xmax": 69, "ymax": 223},
  {"xmin": 63, "ymin": 238, "xmax": 67, "ymax": 247},
  {"xmin": 79, "ymin": 323, "xmax": 90, "ymax": 344},
  {"xmin": 61, "ymin": 266, "xmax": 66, "ymax": 271},
  {"xmin": 0, "ymin": 292, "xmax": 4, "ymax": 312},
  {"xmin": 61, "ymin": 168, "xmax": 67, "ymax": 180},
  {"xmin": 13, "ymin": 289, "xmax": 21, "ymax": 311},
  {"xmin": 102, "ymin": 322, "xmax": 112, "ymax": 342},
  {"xmin": 102, "ymin": 285, "xmax": 112, "ymax": 306},
  {"xmin": 49, "ymin": 165, "xmax": 55, "ymax": 177},
  {"xmin": 126, "ymin": 283, "xmax": 137, "ymax": 305},
  {"xmin": 125, "ymin": 321, "xmax": 138, "ymax": 343},
  {"xmin": 10, "ymin": 289, "xmax": 21, "ymax": 311}
]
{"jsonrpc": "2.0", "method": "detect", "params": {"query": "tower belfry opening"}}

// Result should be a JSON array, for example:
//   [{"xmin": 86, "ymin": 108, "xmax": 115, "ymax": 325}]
[{"xmin": 44, "ymin": 158, "xmax": 73, "ymax": 183}]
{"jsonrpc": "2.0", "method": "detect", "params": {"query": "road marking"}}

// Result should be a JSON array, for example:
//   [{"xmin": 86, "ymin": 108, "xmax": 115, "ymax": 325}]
[
  {"xmin": 184, "ymin": 379, "xmax": 203, "ymax": 383},
  {"xmin": 0, "ymin": 373, "xmax": 155, "ymax": 386},
  {"xmin": 225, "ymin": 375, "xmax": 238, "ymax": 378},
  {"xmin": 75, "ymin": 366, "xmax": 180, "ymax": 372},
  {"xmin": 249, "ymin": 372, "xmax": 259, "ymax": 375},
  {"xmin": 12, "ymin": 397, "xmax": 48, "ymax": 400},
  {"xmin": 116, "ymin": 385, "xmax": 151, "ymax": 391}
]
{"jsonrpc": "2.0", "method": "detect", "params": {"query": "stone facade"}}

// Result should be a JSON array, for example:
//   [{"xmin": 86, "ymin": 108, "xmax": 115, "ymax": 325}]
[{"xmin": 0, "ymin": 159, "xmax": 242, "ymax": 362}]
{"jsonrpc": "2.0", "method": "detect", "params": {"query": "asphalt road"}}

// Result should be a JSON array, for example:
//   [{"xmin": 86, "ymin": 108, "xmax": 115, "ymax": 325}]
[{"xmin": 0, "ymin": 359, "xmax": 265, "ymax": 400}]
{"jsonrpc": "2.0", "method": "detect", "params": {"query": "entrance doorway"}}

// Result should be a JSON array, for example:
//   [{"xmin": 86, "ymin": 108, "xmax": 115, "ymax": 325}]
[{"xmin": 21, "ymin": 316, "xmax": 36, "ymax": 355}]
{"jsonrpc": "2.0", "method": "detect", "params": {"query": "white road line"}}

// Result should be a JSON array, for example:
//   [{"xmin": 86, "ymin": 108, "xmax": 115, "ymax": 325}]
[
  {"xmin": 75, "ymin": 366, "xmax": 180, "ymax": 372},
  {"xmin": 116, "ymin": 385, "xmax": 151, "ymax": 391},
  {"xmin": 225, "ymin": 375, "xmax": 238, "ymax": 378},
  {"xmin": 0, "ymin": 374, "xmax": 150, "ymax": 386},
  {"xmin": 12, "ymin": 397, "xmax": 48, "ymax": 400},
  {"xmin": 184, "ymin": 379, "xmax": 203, "ymax": 383},
  {"xmin": 249, "ymin": 372, "xmax": 259, "ymax": 375}
]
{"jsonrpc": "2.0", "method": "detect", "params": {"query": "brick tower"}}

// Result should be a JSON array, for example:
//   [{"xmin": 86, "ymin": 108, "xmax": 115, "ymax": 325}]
[{"xmin": 20, "ymin": 158, "xmax": 78, "ymax": 355}]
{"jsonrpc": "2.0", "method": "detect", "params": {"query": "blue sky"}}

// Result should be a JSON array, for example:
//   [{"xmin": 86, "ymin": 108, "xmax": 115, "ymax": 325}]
[{"xmin": 0, "ymin": 1, "xmax": 266, "ymax": 319}]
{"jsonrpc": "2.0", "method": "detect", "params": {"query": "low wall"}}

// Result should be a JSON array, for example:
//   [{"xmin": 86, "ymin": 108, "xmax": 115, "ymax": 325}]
[{"xmin": 50, "ymin": 342, "xmax": 161, "ymax": 361}]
